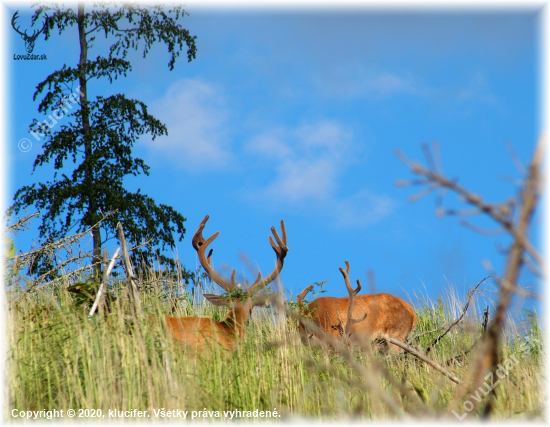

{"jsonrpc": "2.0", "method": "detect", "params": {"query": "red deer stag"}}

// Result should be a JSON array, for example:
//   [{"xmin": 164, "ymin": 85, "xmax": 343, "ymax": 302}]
[
  {"xmin": 162, "ymin": 215, "xmax": 288, "ymax": 352},
  {"xmin": 297, "ymin": 261, "xmax": 417, "ymax": 353}
]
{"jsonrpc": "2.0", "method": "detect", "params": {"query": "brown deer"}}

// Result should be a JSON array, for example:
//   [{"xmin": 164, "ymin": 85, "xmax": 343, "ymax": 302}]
[
  {"xmin": 297, "ymin": 261, "xmax": 417, "ymax": 353},
  {"xmin": 161, "ymin": 215, "xmax": 288, "ymax": 352}
]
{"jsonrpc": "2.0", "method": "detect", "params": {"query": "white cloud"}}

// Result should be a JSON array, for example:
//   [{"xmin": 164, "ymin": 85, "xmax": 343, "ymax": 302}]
[
  {"xmin": 265, "ymin": 157, "xmax": 337, "ymax": 202},
  {"xmin": 244, "ymin": 121, "xmax": 397, "ymax": 227},
  {"xmin": 331, "ymin": 190, "xmax": 399, "ymax": 228},
  {"xmin": 142, "ymin": 78, "xmax": 233, "ymax": 171},
  {"xmin": 245, "ymin": 120, "xmax": 351, "ymax": 202},
  {"xmin": 246, "ymin": 129, "xmax": 292, "ymax": 161}
]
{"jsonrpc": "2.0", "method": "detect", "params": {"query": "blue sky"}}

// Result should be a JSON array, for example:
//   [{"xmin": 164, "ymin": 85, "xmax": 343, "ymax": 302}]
[{"xmin": 5, "ymin": 5, "xmax": 543, "ymax": 318}]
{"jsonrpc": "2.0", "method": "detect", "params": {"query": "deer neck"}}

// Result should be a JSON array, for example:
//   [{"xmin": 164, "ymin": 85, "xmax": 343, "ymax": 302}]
[{"xmin": 221, "ymin": 305, "xmax": 251, "ymax": 339}]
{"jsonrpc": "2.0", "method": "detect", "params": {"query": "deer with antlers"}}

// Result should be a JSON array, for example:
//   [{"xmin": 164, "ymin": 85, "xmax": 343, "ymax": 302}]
[
  {"xmin": 161, "ymin": 215, "xmax": 288, "ymax": 352},
  {"xmin": 297, "ymin": 261, "xmax": 417, "ymax": 353}
]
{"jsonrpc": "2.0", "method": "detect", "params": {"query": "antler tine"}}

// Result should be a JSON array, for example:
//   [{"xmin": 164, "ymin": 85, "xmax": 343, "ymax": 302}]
[
  {"xmin": 268, "ymin": 220, "xmax": 287, "ymax": 255},
  {"xmin": 29, "ymin": 19, "xmax": 46, "ymax": 40},
  {"xmin": 249, "ymin": 220, "xmax": 289, "ymax": 294},
  {"xmin": 192, "ymin": 215, "xmax": 234, "ymax": 292},
  {"xmin": 206, "ymin": 248, "xmax": 237, "ymax": 288},
  {"xmin": 253, "ymin": 271, "xmax": 262, "ymax": 284},
  {"xmin": 297, "ymin": 284, "xmax": 314, "ymax": 305},
  {"xmin": 207, "ymin": 248, "xmax": 213, "ymax": 264},
  {"xmin": 354, "ymin": 278, "xmax": 362, "ymax": 295},
  {"xmin": 279, "ymin": 219, "xmax": 287, "ymax": 245}
]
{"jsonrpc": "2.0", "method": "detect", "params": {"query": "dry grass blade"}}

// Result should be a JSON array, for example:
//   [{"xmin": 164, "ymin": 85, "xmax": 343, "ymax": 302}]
[{"xmin": 117, "ymin": 221, "xmax": 143, "ymax": 318}]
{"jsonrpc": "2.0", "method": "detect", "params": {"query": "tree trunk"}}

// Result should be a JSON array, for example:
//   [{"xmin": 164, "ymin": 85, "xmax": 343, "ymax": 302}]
[{"xmin": 77, "ymin": 2, "xmax": 101, "ymax": 279}]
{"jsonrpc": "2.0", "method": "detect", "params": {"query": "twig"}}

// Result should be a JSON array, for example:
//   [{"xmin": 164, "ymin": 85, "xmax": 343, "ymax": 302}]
[
  {"xmin": 10, "ymin": 211, "xmax": 118, "ymax": 263},
  {"xmin": 482, "ymin": 306, "xmax": 489, "ymax": 332},
  {"xmin": 444, "ymin": 337, "xmax": 481, "ymax": 367},
  {"xmin": 448, "ymin": 135, "xmax": 544, "ymax": 416},
  {"xmin": 385, "ymin": 337, "xmax": 461, "ymax": 385},
  {"xmin": 4, "ymin": 212, "xmax": 39, "ymax": 235},
  {"xmin": 367, "ymin": 269, "xmax": 376, "ymax": 294},
  {"xmin": 14, "ymin": 259, "xmax": 104, "ymax": 306},
  {"xmin": 396, "ymin": 147, "xmax": 543, "ymax": 268},
  {"xmin": 407, "ymin": 327, "xmax": 444, "ymax": 343},
  {"xmin": 425, "ymin": 275, "xmax": 494, "ymax": 354}
]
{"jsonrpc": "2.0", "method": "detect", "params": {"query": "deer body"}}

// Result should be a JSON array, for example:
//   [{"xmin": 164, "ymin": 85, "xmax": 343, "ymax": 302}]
[
  {"xmin": 163, "ymin": 312, "xmax": 248, "ymax": 352},
  {"xmin": 306, "ymin": 293, "xmax": 417, "ymax": 349},
  {"xmin": 298, "ymin": 263, "xmax": 417, "ymax": 353}
]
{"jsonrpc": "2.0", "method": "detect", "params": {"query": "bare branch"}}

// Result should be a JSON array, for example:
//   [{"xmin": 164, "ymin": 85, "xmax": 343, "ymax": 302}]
[
  {"xmin": 89, "ymin": 247, "xmax": 121, "ymax": 317},
  {"xmin": 425, "ymin": 275, "xmax": 494, "ymax": 354},
  {"xmin": 459, "ymin": 220, "xmax": 506, "ymax": 236},
  {"xmin": 117, "ymin": 222, "xmax": 143, "ymax": 318},
  {"xmin": 397, "ymin": 145, "xmax": 543, "ymax": 267},
  {"xmin": 4, "ymin": 212, "xmax": 39, "ymax": 236},
  {"xmin": 385, "ymin": 337, "xmax": 461, "ymax": 384}
]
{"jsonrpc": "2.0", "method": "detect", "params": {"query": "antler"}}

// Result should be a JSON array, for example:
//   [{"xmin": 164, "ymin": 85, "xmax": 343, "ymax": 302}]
[
  {"xmin": 297, "ymin": 285, "xmax": 314, "ymax": 306},
  {"xmin": 192, "ymin": 215, "xmax": 236, "ymax": 292},
  {"xmin": 192, "ymin": 216, "xmax": 288, "ymax": 295},
  {"xmin": 11, "ymin": 11, "xmax": 25, "ymax": 37},
  {"xmin": 247, "ymin": 220, "xmax": 289, "ymax": 294},
  {"xmin": 337, "ymin": 261, "xmax": 367, "ymax": 338},
  {"xmin": 11, "ymin": 11, "xmax": 46, "ymax": 40},
  {"xmin": 27, "ymin": 18, "xmax": 47, "ymax": 42}
]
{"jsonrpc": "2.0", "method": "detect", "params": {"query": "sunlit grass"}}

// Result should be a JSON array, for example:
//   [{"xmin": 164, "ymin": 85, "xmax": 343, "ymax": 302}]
[{"xmin": 7, "ymin": 275, "xmax": 544, "ymax": 421}]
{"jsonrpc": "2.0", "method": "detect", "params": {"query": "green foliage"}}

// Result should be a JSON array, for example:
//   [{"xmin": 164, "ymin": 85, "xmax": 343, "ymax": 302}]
[
  {"xmin": 66, "ymin": 278, "xmax": 101, "ymax": 309},
  {"xmin": 222, "ymin": 287, "xmax": 252, "ymax": 302},
  {"xmin": 519, "ymin": 309, "xmax": 543, "ymax": 358},
  {"xmin": 287, "ymin": 280, "xmax": 327, "ymax": 318},
  {"xmin": 10, "ymin": 3, "xmax": 197, "ymax": 272}
]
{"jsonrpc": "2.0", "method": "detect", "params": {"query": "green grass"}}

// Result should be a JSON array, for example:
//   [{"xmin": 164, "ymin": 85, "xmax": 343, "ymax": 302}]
[{"xmin": 6, "ymin": 276, "xmax": 544, "ymax": 421}]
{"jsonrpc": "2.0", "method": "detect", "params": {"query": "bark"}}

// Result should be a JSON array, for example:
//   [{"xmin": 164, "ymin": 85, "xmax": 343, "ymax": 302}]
[{"xmin": 77, "ymin": 2, "xmax": 101, "ymax": 278}]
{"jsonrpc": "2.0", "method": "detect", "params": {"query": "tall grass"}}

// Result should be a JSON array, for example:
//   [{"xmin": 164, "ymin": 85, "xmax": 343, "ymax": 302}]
[{"xmin": 7, "ymin": 274, "xmax": 544, "ymax": 421}]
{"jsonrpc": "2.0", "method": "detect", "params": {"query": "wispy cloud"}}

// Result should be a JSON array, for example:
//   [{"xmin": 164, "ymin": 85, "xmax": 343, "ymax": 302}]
[
  {"xmin": 457, "ymin": 71, "xmax": 500, "ymax": 107},
  {"xmin": 314, "ymin": 66, "xmax": 430, "ymax": 99},
  {"xmin": 331, "ymin": 189, "xmax": 398, "ymax": 229},
  {"xmin": 244, "ymin": 121, "xmax": 397, "ymax": 227},
  {"xmin": 141, "ymin": 78, "xmax": 233, "ymax": 171},
  {"xmin": 315, "ymin": 66, "xmax": 500, "ymax": 108}
]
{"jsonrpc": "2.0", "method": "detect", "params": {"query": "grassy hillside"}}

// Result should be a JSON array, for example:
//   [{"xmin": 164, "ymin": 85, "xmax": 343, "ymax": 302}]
[{"xmin": 6, "ymin": 274, "xmax": 543, "ymax": 421}]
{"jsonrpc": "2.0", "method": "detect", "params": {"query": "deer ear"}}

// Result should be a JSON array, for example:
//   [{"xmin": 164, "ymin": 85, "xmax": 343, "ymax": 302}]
[{"xmin": 203, "ymin": 294, "xmax": 228, "ymax": 307}]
